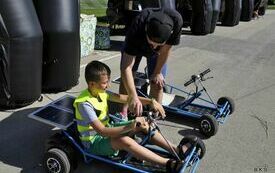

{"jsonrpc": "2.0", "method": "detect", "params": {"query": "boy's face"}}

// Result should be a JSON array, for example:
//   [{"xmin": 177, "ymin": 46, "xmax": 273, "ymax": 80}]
[{"xmin": 88, "ymin": 74, "xmax": 110, "ymax": 95}]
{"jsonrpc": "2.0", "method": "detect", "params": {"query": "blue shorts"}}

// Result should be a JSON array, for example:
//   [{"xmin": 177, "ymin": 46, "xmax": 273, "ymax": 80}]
[{"xmin": 132, "ymin": 55, "xmax": 168, "ymax": 78}]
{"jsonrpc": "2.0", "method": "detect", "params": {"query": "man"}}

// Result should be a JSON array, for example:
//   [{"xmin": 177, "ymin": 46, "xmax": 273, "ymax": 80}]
[{"xmin": 120, "ymin": 8, "xmax": 183, "ymax": 116}]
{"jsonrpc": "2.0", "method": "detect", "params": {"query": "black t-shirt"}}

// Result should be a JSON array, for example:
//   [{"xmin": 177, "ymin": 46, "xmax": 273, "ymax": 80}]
[{"xmin": 124, "ymin": 8, "xmax": 183, "ymax": 57}]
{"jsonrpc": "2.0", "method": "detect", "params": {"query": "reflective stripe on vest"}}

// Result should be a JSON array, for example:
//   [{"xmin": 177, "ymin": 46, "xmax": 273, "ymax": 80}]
[{"xmin": 73, "ymin": 89, "xmax": 109, "ymax": 142}]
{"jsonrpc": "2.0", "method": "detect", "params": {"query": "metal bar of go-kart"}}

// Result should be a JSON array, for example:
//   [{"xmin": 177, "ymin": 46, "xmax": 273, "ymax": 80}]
[
  {"xmin": 217, "ymin": 101, "xmax": 231, "ymax": 124},
  {"xmin": 190, "ymin": 155, "xmax": 201, "ymax": 173},
  {"xmin": 165, "ymin": 84, "xmax": 214, "ymax": 106},
  {"xmin": 180, "ymin": 146, "xmax": 197, "ymax": 172},
  {"xmin": 63, "ymin": 130, "xmax": 152, "ymax": 173},
  {"xmin": 63, "ymin": 129, "xmax": 201, "ymax": 173}
]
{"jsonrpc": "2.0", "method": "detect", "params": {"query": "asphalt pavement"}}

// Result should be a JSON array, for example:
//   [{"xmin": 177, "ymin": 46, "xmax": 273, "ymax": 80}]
[{"xmin": 1, "ymin": 10, "xmax": 275, "ymax": 173}]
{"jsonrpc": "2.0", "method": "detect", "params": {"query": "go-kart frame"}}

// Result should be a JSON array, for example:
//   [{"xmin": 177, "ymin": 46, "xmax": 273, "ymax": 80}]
[
  {"xmin": 28, "ymin": 95, "xmax": 205, "ymax": 173},
  {"xmin": 112, "ymin": 69, "xmax": 235, "ymax": 137}
]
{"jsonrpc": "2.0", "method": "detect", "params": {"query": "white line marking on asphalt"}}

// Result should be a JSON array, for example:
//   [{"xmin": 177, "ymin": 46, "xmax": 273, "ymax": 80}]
[{"xmin": 80, "ymin": 53, "xmax": 120, "ymax": 69}]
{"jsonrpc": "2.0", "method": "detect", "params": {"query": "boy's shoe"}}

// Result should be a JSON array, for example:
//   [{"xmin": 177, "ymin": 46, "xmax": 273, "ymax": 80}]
[
  {"xmin": 166, "ymin": 159, "xmax": 184, "ymax": 173},
  {"xmin": 114, "ymin": 112, "xmax": 128, "ymax": 122}
]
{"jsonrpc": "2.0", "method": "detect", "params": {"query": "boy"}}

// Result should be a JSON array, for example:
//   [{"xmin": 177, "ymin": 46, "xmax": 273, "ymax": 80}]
[{"xmin": 73, "ymin": 61, "xmax": 195, "ymax": 172}]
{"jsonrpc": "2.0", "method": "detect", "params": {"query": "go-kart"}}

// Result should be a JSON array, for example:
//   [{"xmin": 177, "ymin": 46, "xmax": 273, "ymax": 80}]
[
  {"xmin": 113, "ymin": 69, "xmax": 235, "ymax": 137},
  {"xmin": 28, "ymin": 95, "xmax": 206, "ymax": 173}
]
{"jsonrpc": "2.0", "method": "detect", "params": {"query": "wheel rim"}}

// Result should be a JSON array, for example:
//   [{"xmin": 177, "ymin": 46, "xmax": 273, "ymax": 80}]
[
  {"xmin": 201, "ymin": 120, "xmax": 211, "ymax": 133},
  {"xmin": 47, "ymin": 157, "xmax": 61, "ymax": 173}
]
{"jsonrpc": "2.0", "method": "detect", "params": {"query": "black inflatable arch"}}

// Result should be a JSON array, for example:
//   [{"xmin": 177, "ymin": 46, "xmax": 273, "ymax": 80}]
[
  {"xmin": 221, "ymin": 0, "xmax": 242, "ymax": 26},
  {"xmin": 210, "ymin": 0, "xmax": 221, "ymax": 33},
  {"xmin": 33, "ymin": 0, "xmax": 80, "ymax": 93},
  {"xmin": 0, "ymin": 0, "xmax": 43, "ymax": 108},
  {"xmin": 241, "ymin": 0, "xmax": 254, "ymax": 21},
  {"xmin": 191, "ymin": 0, "xmax": 213, "ymax": 35}
]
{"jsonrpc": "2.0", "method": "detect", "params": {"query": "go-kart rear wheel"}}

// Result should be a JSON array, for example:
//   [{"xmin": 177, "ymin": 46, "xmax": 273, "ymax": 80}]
[
  {"xmin": 199, "ymin": 115, "xmax": 219, "ymax": 137},
  {"xmin": 217, "ymin": 97, "xmax": 235, "ymax": 115},
  {"xmin": 43, "ymin": 148, "xmax": 71, "ymax": 173}
]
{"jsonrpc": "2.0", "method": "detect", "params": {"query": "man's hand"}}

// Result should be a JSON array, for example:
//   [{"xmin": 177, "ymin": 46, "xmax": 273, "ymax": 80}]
[
  {"xmin": 128, "ymin": 96, "xmax": 143, "ymax": 116},
  {"xmin": 150, "ymin": 73, "xmax": 165, "ymax": 89},
  {"xmin": 150, "ymin": 99, "xmax": 166, "ymax": 119}
]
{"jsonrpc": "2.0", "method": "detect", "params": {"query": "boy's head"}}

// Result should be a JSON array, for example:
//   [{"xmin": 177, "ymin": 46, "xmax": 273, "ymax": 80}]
[{"xmin": 85, "ymin": 61, "xmax": 111, "ymax": 91}]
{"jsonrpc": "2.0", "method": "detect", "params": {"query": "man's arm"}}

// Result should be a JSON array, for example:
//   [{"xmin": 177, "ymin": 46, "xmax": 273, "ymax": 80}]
[
  {"xmin": 120, "ymin": 52, "xmax": 143, "ymax": 115},
  {"xmin": 154, "ymin": 44, "xmax": 172, "ymax": 74},
  {"xmin": 108, "ymin": 92, "xmax": 166, "ymax": 117},
  {"xmin": 120, "ymin": 52, "xmax": 137, "ymax": 98},
  {"xmin": 151, "ymin": 44, "xmax": 172, "ymax": 87}
]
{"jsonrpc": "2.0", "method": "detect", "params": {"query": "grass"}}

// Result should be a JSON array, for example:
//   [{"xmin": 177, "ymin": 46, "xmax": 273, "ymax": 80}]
[
  {"xmin": 80, "ymin": 0, "xmax": 109, "ymax": 25},
  {"xmin": 80, "ymin": 8, "xmax": 107, "ymax": 17},
  {"xmin": 267, "ymin": 5, "xmax": 275, "ymax": 9},
  {"xmin": 80, "ymin": 0, "xmax": 107, "ymax": 17}
]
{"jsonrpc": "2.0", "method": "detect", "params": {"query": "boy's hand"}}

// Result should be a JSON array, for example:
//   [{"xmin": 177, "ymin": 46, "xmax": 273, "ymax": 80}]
[
  {"xmin": 150, "ymin": 99, "xmax": 166, "ymax": 119},
  {"xmin": 134, "ymin": 117, "xmax": 149, "ymax": 133}
]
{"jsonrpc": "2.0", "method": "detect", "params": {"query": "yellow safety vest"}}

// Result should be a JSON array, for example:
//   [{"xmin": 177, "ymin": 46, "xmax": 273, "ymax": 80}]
[{"xmin": 73, "ymin": 89, "xmax": 109, "ymax": 142}]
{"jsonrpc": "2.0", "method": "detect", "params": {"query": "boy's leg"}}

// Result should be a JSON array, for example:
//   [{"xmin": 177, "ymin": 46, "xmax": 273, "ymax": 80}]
[
  {"xmin": 149, "ymin": 131, "xmax": 189, "ymax": 156},
  {"xmin": 111, "ymin": 136, "xmax": 169, "ymax": 166},
  {"xmin": 147, "ymin": 54, "xmax": 168, "ymax": 104}
]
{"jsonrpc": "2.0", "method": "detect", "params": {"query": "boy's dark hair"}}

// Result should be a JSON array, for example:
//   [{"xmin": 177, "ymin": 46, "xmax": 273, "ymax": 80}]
[{"xmin": 85, "ymin": 61, "xmax": 111, "ymax": 83}]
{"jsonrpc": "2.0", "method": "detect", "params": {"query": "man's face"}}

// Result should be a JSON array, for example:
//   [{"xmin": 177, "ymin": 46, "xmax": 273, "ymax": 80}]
[{"xmin": 146, "ymin": 35, "xmax": 166, "ymax": 50}]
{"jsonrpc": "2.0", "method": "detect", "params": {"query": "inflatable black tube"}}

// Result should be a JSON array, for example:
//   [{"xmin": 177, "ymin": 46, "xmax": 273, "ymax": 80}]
[
  {"xmin": 161, "ymin": 0, "xmax": 176, "ymax": 9},
  {"xmin": 191, "ymin": 0, "xmax": 213, "ymax": 35},
  {"xmin": 0, "ymin": 0, "xmax": 43, "ymax": 108},
  {"xmin": 210, "ymin": 0, "xmax": 221, "ymax": 33},
  {"xmin": 241, "ymin": 0, "xmax": 254, "ymax": 21},
  {"xmin": 33, "ymin": 0, "xmax": 80, "ymax": 93},
  {"xmin": 221, "ymin": 0, "xmax": 242, "ymax": 26},
  {"xmin": 176, "ymin": 0, "xmax": 192, "ymax": 27},
  {"xmin": 257, "ymin": 0, "xmax": 268, "ymax": 15}
]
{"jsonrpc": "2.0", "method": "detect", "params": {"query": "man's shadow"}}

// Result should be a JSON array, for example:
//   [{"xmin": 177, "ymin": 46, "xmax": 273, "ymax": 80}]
[
  {"xmin": 0, "ymin": 108, "xmax": 55, "ymax": 173},
  {"xmin": 164, "ymin": 114, "xmax": 209, "ymax": 140}
]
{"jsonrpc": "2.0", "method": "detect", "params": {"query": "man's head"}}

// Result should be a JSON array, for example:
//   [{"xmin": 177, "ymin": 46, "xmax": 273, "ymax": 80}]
[
  {"xmin": 146, "ymin": 11, "xmax": 174, "ymax": 45},
  {"xmin": 85, "ymin": 61, "xmax": 111, "ymax": 93}
]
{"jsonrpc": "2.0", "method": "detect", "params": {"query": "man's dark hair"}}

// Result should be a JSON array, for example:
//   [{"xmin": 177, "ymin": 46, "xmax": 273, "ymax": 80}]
[
  {"xmin": 85, "ymin": 61, "xmax": 111, "ymax": 83},
  {"xmin": 146, "ymin": 11, "xmax": 174, "ymax": 43}
]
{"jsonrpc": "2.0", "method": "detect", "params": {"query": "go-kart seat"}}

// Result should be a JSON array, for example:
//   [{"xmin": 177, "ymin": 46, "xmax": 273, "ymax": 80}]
[{"xmin": 162, "ymin": 93, "xmax": 186, "ymax": 108}]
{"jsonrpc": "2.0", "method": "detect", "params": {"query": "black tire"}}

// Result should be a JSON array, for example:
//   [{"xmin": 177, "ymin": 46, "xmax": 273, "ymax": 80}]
[
  {"xmin": 217, "ymin": 96, "xmax": 235, "ymax": 115},
  {"xmin": 179, "ymin": 135, "xmax": 206, "ymax": 159},
  {"xmin": 199, "ymin": 114, "xmax": 219, "ymax": 137},
  {"xmin": 45, "ymin": 133, "xmax": 78, "ymax": 170},
  {"xmin": 43, "ymin": 148, "xmax": 71, "ymax": 173}
]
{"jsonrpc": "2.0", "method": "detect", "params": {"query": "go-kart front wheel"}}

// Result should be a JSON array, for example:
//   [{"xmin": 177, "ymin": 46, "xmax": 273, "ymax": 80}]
[
  {"xmin": 199, "ymin": 115, "xmax": 219, "ymax": 137},
  {"xmin": 179, "ymin": 135, "xmax": 206, "ymax": 159},
  {"xmin": 217, "ymin": 97, "xmax": 235, "ymax": 115},
  {"xmin": 43, "ymin": 148, "xmax": 71, "ymax": 173}
]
